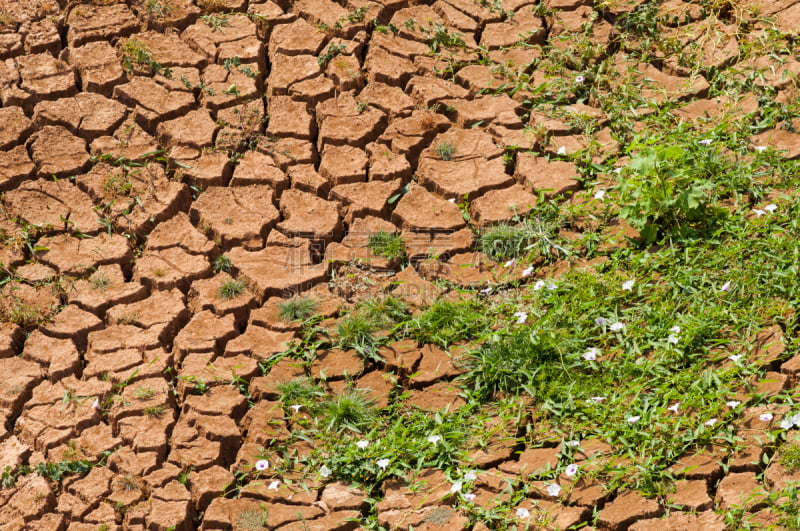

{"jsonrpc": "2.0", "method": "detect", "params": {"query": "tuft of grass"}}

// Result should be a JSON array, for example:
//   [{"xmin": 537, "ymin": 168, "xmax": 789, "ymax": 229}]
[
  {"xmin": 367, "ymin": 231, "xmax": 406, "ymax": 262},
  {"xmin": 217, "ymin": 279, "xmax": 245, "ymax": 300},
  {"xmin": 336, "ymin": 312, "xmax": 382, "ymax": 362},
  {"xmin": 358, "ymin": 296, "xmax": 410, "ymax": 329},
  {"xmin": 433, "ymin": 140, "xmax": 457, "ymax": 161},
  {"xmin": 90, "ymin": 273, "xmax": 111, "ymax": 291},
  {"xmin": 322, "ymin": 390, "xmax": 378, "ymax": 433},
  {"xmin": 213, "ymin": 255, "xmax": 232, "ymax": 273},
  {"xmin": 276, "ymin": 377, "xmax": 325, "ymax": 405},
  {"xmin": 277, "ymin": 296, "xmax": 318, "ymax": 322},
  {"xmin": 235, "ymin": 506, "xmax": 268, "ymax": 530},
  {"xmin": 406, "ymin": 298, "xmax": 490, "ymax": 348},
  {"xmin": 478, "ymin": 213, "xmax": 567, "ymax": 262},
  {"xmin": 779, "ymin": 442, "xmax": 800, "ymax": 471}
]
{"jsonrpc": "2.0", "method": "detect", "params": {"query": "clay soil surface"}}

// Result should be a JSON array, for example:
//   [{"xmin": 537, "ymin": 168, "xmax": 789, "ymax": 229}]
[{"xmin": 1, "ymin": 0, "xmax": 800, "ymax": 529}]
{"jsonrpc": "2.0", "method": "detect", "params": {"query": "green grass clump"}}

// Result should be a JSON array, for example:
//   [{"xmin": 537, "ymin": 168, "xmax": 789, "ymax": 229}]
[
  {"xmin": 367, "ymin": 231, "xmax": 406, "ymax": 262},
  {"xmin": 276, "ymin": 377, "xmax": 324, "ymax": 405},
  {"xmin": 277, "ymin": 296, "xmax": 318, "ymax": 322},
  {"xmin": 406, "ymin": 298, "xmax": 490, "ymax": 348},
  {"xmin": 433, "ymin": 140, "xmax": 457, "ymax": 161},
  {"xmin": 322, "ymin": 391, "xmax": 378, "ymax": 433},
  {"xmin": 779, "ymin": 442, "xmax": 800, "ymax": 471},
  {"xmin": 217, "ymin": 279, "xmax": 245, "ymax": 300}
]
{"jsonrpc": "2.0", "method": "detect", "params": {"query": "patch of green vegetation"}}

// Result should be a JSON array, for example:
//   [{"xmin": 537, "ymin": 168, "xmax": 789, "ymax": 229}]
[
  {"xmin": 406, "ymin": 298, "xmax": 490, "ymax": 348},
  {"xmin": 433, "ymin": 140, "xmax": 457, "ymax": 161},
  {"xmin": 119, "ymin": 38, "xmax": 171, "ymax": 76},
  {"xmin": 213, "ymin": 254, "xmax": 232, "ymax": 273},
  {"xmin": 779, "ymin": 442, "xmax": 800, "ymax": 471},
  {"xmin": 235, "ymin": 506, "xmax": 268, "ymax": 530},
  {"xmin": 217, "ymin": 279, "xmax": 245, "ymax": 300},
  {"xmin": 318, "ymin": 42, "xmax": 346, "ymax": 68},
  {"xmin": 367, "ymin": 231, "xmax": 406, "ymax": 262},
  {"xmin": 277, "ymin": 296, "xmax": 318, "ymax": 322},
  {"xmin": 277, "ymin": 377, "xmax": 325, "ymax": 406},
  {"xmin": 322, "ymin": 390, "xmax": 378, "ymax": 433}
]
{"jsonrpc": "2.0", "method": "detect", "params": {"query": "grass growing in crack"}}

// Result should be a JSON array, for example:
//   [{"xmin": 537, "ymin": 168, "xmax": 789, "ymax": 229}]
[
  {"xmin": 778, "ymin": 442, "xmax": 800, "ymax": 471},
  {"xmin": 478, "ymin": 211, "xmax": 567, "ymax": 262},
  {"xmin": 235, "ymin": 507, "xmax": 268, "ymax": 530},
  {"xmin": 277, "ymin": 377, "xmax": 325, "ymax": 406},
  {"xmin": 213, "ymin": 255, "xmax": 231, "ymax": 273},
  {"xmin": 433, "ymin": 140, "xmax": 457, "ymax": 161},
  {"xmin": 405, "ymin": 298, "xmax": 490, "ymax": 348},
  {"xmin": 217, "ymin": 279, "xmax": 245, "ymax": 300},
  {"xmin": 277, "ymin": 296, "xmax": 318, "ymax": 322},
  {"xmin": 336, "ymin": 312, "xmax": 382, "ymax": 362},
  {"xmin": 358, "ymin": 296, "xmax": 410, "ymax": 330},
  {"xmin": 367, "ymin": 231, "xmax": 406, "ymax": 262},
  {"xmin": 322, "ymin": 390, "xmax": 378, "ymax": 433}
]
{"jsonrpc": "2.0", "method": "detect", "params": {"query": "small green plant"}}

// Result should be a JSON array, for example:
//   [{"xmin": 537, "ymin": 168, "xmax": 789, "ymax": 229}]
[
  {"xmin": 318, "ymin": 43, "xmax": 346, "ymax": 68},
  {"xmin": 133, "ymin": 387, "xmax": 156, "ymax": 400},
  {"xmin": 145, "ymin": 0, "xmax": 171, "ymax": 17},
  {"xmin": 407, "ymin": 298, "xmax": 490, "ymax": 348},
  {"xmin": 322, "ymin": 390, "xmax": 378, "ymax": 432},
  {"xmin": 335, "ymin": 6, "xmax": 367, "ymax": 28},
  {"xmin": 336, "ymin": 312, "xmax": 382, "ymax": 362},
  {"xmin": 433, "ymin": 140, "xmax": 457, "ymax": 161},
  {"xmin": 217, "ymin": 279, "xmax": 245, "ymax": 300},
  {"xmin": 779, "ymin": 442, "xmax": 800, "ymax": 471},
  {"xmin": 117, "ymin": 474, "xmax": 140, "ymax": 491},
  {"xmin": 119, "ymin": 38, "xmax": 171, "ymax": 76},
  {"xmin": 213, "ymin": 255, "xmax": 232, "ymax": 273},
  {"xmin": 478, "ymin": 214, "xmax": 568, "ymax": 262},
  {"xmin": 89, "ymin": 273, "xmax": 111, "ymax": 291},
  {"xmin": 358, "ymin": 296, "xmax": 409, "ymax": 329},
  {"xmin": 144, "ymin": 405, "xmax": 165, "ymax": 418},
  {"xmin": 277, "ymin": 296, "xmax": 318, "ymax": 322},
  {"xmin": 235, "ymin": 506, "xmax": 268, "ymax": 530},
  {"xmin": 201, "ymin": 13, "xmax": 231, "ymax": 31},
  {"xmin": 367, "ymin": 231, "xmax": 406, "ymax": 262},
  {"xmin": 102, "ymin": 173, "xmax": 133, "ymax": 196},
  {"xmin": 276, "ymin": 377, "xmax": 325, "ymax": 405}
]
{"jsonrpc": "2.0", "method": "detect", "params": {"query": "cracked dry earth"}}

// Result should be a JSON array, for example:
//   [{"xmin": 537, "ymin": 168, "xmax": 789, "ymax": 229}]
[{"xmin": 0, "ymin": 0, "xmax": 800, "ymax": 529}]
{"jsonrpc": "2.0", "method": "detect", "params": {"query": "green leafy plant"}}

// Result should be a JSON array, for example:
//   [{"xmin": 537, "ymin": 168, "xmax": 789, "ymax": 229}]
[
  {"xmin": 318, "ymin": 43, "xmax": 346, "ymax": 68},
  {"xmin": 277, "ymin": 296, "xmax": 318, "ymax": 322},
  {"xmin": 322, "ymin": 390, "xmax": 378, "ymax": 433},
  {"xmin": 217, "ymin": 279, "xmax": 245, "ymax": 300},
  {"xmin": 367, "ymin": 231, "xmax": 406, "ymax": 262},
  {"xmin": 406, "ymin": 298, "xmax": 490, "ymax": 348},
  {"xmin": 213, "ymin": 255, "xmax": 232, "ymax": 273},
  {"xmin": 433, "ymin": 140, "xmax": 457, "ymax": 161}
]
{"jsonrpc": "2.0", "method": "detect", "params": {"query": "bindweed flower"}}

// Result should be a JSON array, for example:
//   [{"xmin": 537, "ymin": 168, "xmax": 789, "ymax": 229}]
[
  {"xmin": 268, "ymin": 480, "xmax": 280, "ymax": 490},
  {"xmin": 255, "ymin": 460, "xmax": 269, "ymax": 471},
  {"xmin": 464, "ymin": 492, "xmax": 476, "ymax": 502},
  {"xmin": 583, "ymin": 348, "xmax": 599, "ymax": 361},
  {"xmin": 448, "ymin": 198, "xmax": 456, "ymax": 203},
  {"xmin": 428, "ymin": 435, "xmax": 442, "ymax": 446},
  {"xmin": 565, "ymin": 463, "xmax": 579, "ymax": 477},
  {"xmin": 356, "ymin": 440, "xmax": 369, "ymax": 449},
  {"xmin": 627, "ymin": 416, "xmax": 641, "ymax": 424},
  {"xmin": 755, "ymin": 145, "xmax": 767, "ymax": 153},
  {"xmin": 729, "ymin": 354, "xmax": 743, "ymax": 363},
  {"xmin": 450, "ymin": 482, "xmax": 462, "ymax": 493},
  {"xmin": 514, "ymin": 312, "xmax": 528, "ymax": 324},
  {"xmin": 575, "ymin": 75, "xmax": 585, "ymax": 83},
  {"xmin": 589, "ymin": 396, "xmax": 606, "ymax": 403},
  {"xmin": 320, "ymin": 465, "xmax": 332, "ymax": 478},
  {"xmin": 609, "ymin": 321, "xmax": 624, "ymax": 332},
  {"xmin": 377, "ymin": 458, "xmax": 390, "ymax": 470},
  {"xmin": 668, "ymin": 403, "xmax": 680, "ymax": 413},
  {"xmin": 521, "ymin": 265, "xmax": 534, "ymax": 277},
  {"xmin": 289, "ymin": 404, "xmax": 302, "ymax": 413},
  {"xmin": 92, "ymin": 398, "xmax": 100, "ymax": 410},
  {"xmin": 670, "ymin": 326, "xmax": 681, "ymax": 334},
  {"xmin": 726, "ymin": 400, "xmax": 741, "ymax": 408},
  {"xmin": 533, "ymin": 280, "xmax": 546, "ymax": 291},
  {"xmin": 760, "ymin": 413, "xmax": 774, "ymax": 422},
  {"xmin": 546, "ymin": 483, "xmax": 562, "ymax": 497},
  {"xmin": 699, "ymin": 138, "xmax": 712, "ymax": 145},
  {"xmin": 595, "ymin": 317, "xmax": 608, "ymax": 326},
  {"xmin": 480, "ymin": 287, "xmax": 492, "ymax": 295},
  {"xmin": 504, "ymin": 259, "xmax": 515, "ymax": 268},
  {"xmin": 753, "ymin": 209, "xmax": 766, "ymax": 217},
  {"xmin": 565, "ymin": 440, "xmax": 580, "ymax": 447},
  {"xmin": 594, "ymin": 189, "xmax": 606, "ymax": 200},
  {"xmin": 765, "ymin": 203, "xmax": 778, "ymax": 213},
  {"xmin": 546, "ymin": 281, "xmax": 557, "ymax": 291},
  {"xmin": 668, "ymin": 334, "xmax": 680, "ymax": 345},
  {"xmin": 622, "ymin": 280, "xmax": 635, "ymax": 291},
  {"xmin": 557, "ymin": 146, "xmax": 567, "ymax": 155},
  {"xmin": 464, "ymin": 471, "xmax": 477, "ymax": 482},
  {"xmin": 516, "ymin": 507, "xmax": 531, "ymax": 519},
  {"xmin": 705, "ymin": 418, "xmax": 718, "ymax": 427},
  {"xmin": 720, "ymin": 281, "xmax": 731, "ymax": 292},
  {"xmin": 779, "ymin": 413, "xmax": 800, "ymax": 430}
]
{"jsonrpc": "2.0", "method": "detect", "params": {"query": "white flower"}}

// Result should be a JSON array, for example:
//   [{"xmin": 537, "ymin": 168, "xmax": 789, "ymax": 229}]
[
  {"xmin": 668, "ymin": 334, "xmax": 679, "ymax": 345},
  {"xmin": 705, "ymin": 418, "xmax": 718, "ymax": 427},
  {"xmin": 255, "ymin": 459, "xmax": 269, "ymax": 471},
  {"xmin": 557, "ymin": 146, "xmax": 567, "ymax": 155},
  {"xmin": 289, "ymin": 404, "xmax": 302, "ymax": 413},
  {"xmin": 589, "ymin": 396, "xmax": 606, "ymax": 403},
  {"xmin": 533, "ymin": 280, "xmax": 546, "ymax": 291},
  {"xmin": 728, "ymin": 354, "xmax": 743, "ymax": 363},
  {"xmin": 450, "ymin": 481, "xmax": 462, "ymax": 493},
  {"xmin": 720, "ymin": 281, "xmax": 731, "ymax": 292},
  {"xmin": 427, "ymin": 435, "xmax": 442, "ymax": 446},
  {"xmin": 376, "ymin": 458, "xmax": 390, "ymax": 470},
  {"xmin": 448, "ymin": 197, "xmax": 456, "ymax": 202},
  {"xmin": 726, "ymin": 400, "xmax": 741, "ymax": 408},
  {"xmin": 546, "ymin": 483, "xmax": 562, "ymax": 497},
  {"xmin": 565, "ymin": 463, "xmax": 579, "ymax": 477},
  {"xmin": 622, "ymin": 280, "xmax": 635, "ymax": 291},
  {"xmin": 765, "ymin": 203, "xmax": 778, "ymax": 213},
  {"xmin": 670, "ymin": 326, "xmax": 681, "ymax": 334},
  {"xmin": 755, "ymin": 145, "xmax": 767, "ymax": 153},
  {"xmin": 760, "ymin": 413, "xmax": 774, "ymax": 422},
  {"xmin": 546, "ymin": 281, "xmax": 557, "ymax": 291},
  {"xmin": 521, "ymin": 266, "xmax": 534, "ymax": 277},
  {"xmin": 627, "ymin": 415, "xmax": 641, "ymax": 424},
  {"xmin": 464, "ymin": 471, "xmax": 477, "ymax": 482},
  {"xmin": 594, "ymin": 189, "xmax": 606, "ymax": 200},
  {"xmin": 609, "ymin": 321, "xmax": 624, "ymax": 332},
  {"xmin": 356, "ymin": 440, "xmax": 369, "ymax": 449},
  {"xmin": 753, "ymin": 209, "xmax": 766, "ymax": 217},
  {"xmin": 480, "ymin": 287, "xmax": 492, "ymax": 295},
  {"xmin": 516, "ymin": 507, "xmax": 531, "ymax": 519},
  {"xmin": 575, "ymin": 75, "xmax": 585, "ymax": 83},
  {"xmin": 92, "ymin": 398, "xmax": 100, "ymax": 410},
  {"xmin": 320, "ymin": 465, "xmax": 332, "ymax": 478},
  {"xmin": 780, "ymin": 419, "xmax": 793, "ymax": 430},
  {"xmin": 699, "ymin": 138, "xmax": 712, "ymax": 145},
  {"xmin": 565, "ymin": 440, "xmax": 580, "ymax": 447},
  {"xmin": 268, "ymin": 480, "xmax": 280, "ymax": 490},
  {"xmin": 583, "ymin": 348, "xmax": 599, "ymax": 361},
  {"xmin": 463, "ymin": 492, "xmax": 476, "ymax": 502},
  {"xmin": 514, "ymin": 311, "xmax": 528, "ymax": 324},
  {"xmin": 504, "ymin": 259, "xmax": 515, "ymax": 268},
  {"xmin": 668, "ymin": 403, "xmax": 680, "ymax": 413}
]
